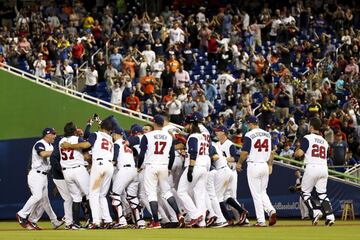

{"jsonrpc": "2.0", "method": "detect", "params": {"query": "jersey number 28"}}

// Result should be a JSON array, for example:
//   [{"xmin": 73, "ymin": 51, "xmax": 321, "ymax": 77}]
[{"xmin": 311, "ymin": 144, "xmax": 326, "ymax": 159}]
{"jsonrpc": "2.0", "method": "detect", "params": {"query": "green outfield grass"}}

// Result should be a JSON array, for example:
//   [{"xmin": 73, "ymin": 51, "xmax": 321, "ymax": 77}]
[{"xmin": 1, "ymin": 220, "xmax": 360, "ymax": 240}]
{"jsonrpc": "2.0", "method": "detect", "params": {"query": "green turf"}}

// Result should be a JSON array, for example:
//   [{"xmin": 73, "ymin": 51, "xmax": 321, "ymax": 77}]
[
  {"xmin": 1, "ymin": 221, "xmax": 360, "ymax": 240},
  {"xmin": 0, "ymin": 70, "xmax": 147, "ymax": 140}
]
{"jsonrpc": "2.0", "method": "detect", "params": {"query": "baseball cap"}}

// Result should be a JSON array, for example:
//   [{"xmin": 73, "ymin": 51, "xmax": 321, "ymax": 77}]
[
  {"xmin": 113, "ymin": 126, "xmax": 125, "ymax": 135},
  {"xmin": 42, "ymin": 127, "xmax": 56, "ymax": 137},
  {"xmin": 192, "ymin": 111, "xmax": 204, "ymax": 123},
  {"xmin": 131, "ymin": 124, "xmax": 143, "ymax": 134},
  {"xmin": 153, "ymin": 115, "xmax": 164, "ymax": 126},
  {"xmin": 214, "ymin": 125, "xmax": 228, "ymax": 134},
  {"xmin": 246, "ymin": 115, "xmax": 258, "ymax": 124}
]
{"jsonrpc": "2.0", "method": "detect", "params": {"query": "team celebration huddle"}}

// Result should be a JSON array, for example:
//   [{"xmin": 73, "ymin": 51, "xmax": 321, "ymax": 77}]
[{"xmin": 15, "ymin": 112, "xmax": 335, "ymax": 230}]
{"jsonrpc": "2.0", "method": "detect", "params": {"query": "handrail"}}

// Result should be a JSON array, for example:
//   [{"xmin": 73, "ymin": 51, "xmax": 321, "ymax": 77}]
[
  {"xmin": 315, "ymin": 57, "xmax": 326, "ymax": 72},
  {"xmin": 91, "ymin": 48, "xmax": 103, "ymax": 65},
  {"xmin": 1, "ymin": 64, "xmax": 153, "ymax": 122},
  {"xmin": 3, "ymin": 64, "xmax": 359, "ymax": 184},
  {"xmin": 275, "ymin": 155, "xmax": 360, "ymax": 182},
  {"xmin": 336, "ymin": 42, "xmax": 346, "ymax": 60}
]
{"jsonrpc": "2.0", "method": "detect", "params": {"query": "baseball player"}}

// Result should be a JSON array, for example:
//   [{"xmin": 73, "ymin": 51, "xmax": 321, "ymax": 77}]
[
  {"xmin": 236, "ymin": 116, "xmax": 277, "ymax": 227},
  {"xmin": 294, "ymin": 117, "xmax": 335, "ymax": 226},
  {"xmin": 110, "ymin": 127, "xmax": 145, "ymax": 229},
  {"xmin": 177, "ymin": 115, "xmax": 210, "ymax": 227},
  {"xmin": 50, "ymin": 135, "xmax": 73, "ymax": 229},
  {"xmin": 16, "ymin": 128, "xmax": 64, "ymax": 230},
  {"xmin": 59, "ymin": 122, "xmax": 91, "ymax": 229},
  {"xmin": 137, "ymin": 115, "xmax": 185, "ymax": 229},
  {"xmin": 214, "ymin": 125, "xmax": 248, "ymax": 225},
  {"xmin": 61, "ymin": 119, "xmax": 115, "ymax": 229}
]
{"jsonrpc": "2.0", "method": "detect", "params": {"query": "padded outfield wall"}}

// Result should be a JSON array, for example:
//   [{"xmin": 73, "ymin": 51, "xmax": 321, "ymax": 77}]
[
  {"xmin": 1, "ymin": 70, "xmax": 359, "ymax": 219},
  {"xmin": 0, "ymin": 70, "xmax": 147, "ymax": 218}
]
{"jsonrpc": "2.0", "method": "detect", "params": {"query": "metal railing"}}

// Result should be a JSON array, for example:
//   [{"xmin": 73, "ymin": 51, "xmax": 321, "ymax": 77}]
[
  {"xmin": 336, "ymin": 42, "xmax": 346, "ymax": 60},
  {"xmin": 1, "ymin": 64, "xmax": 153, "ymax": 122},
  {"xmin": 275, "ymin": 155, "xmax": 360, "ymax": 183},
  {"xmin": 345, "ymin": 164, "xmax": 360, "ymax": 184}
]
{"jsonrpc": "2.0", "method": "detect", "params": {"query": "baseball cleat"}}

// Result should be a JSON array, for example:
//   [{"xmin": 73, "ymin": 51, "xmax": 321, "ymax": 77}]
[
  {"xmin": 137, "ymin": 225, "xmax": 146, "ymax": 229},
  {"xmin": 227, "ymin": 219, "xmax": 235, "ymax": 226},
  {"xmin": 148, "ymin": 221, "xmax": 161, "ymax": 229},
  {"xmin": 187, "ymin": 215, "xmax": 203, "ymax": 227},
  {"xmin": 254, "ymin": 222, "xmax": 267, "ymax": 227},
  {"xmin": 87, "ymin": 223, "xmax": 101, "ymax": 229},
  {"xmin": 239, "ymin": 210, "xmax": 249, "ymax": 225},
  {"xmin": 178, "ymin": 215, "xmax": 186, "ymax": 228},
  {"xmin": 52, "ymin": 219, "xmax": 65, "ymax": 229},
  {"xmin": 269, "ymin": 211, "xmax": 277, "ymax": 226},
  {"xmin": 16, "ymin": 213, "xmax": 28, "ymax": 228},
  {"xmin": 206, "ymin": 216, "xmax": 217, "ymax": 227},
  {"xmin": 113, "ymin": 223, "xmax": 128, "ymax": 229},
  {"xmin": 312, "ymin": 212, "xmax": 323, "ymax": 226},
  {"xmin": 325, "ymin": 219, "xmax": 335, "ymax": 226},
  {"xmin": 101, "ymin": 222, "xmax": 114, "ymax": 229},
  {"xmin": 27, "ymin": 222, "xmax": 42, "ymax": 230},
  {"xmin": 70, "ymin": 224, "xmax": 84, "ymax": 230},
  {"xmin": 211, "ymin": 221, "xmax": 228, "ymax": 228}
]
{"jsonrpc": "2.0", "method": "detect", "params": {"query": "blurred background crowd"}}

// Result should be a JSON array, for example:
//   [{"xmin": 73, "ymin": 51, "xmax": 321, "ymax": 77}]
[{"xmin": 0, "ymin": 0, "xmax": 360, "ymax": 171}]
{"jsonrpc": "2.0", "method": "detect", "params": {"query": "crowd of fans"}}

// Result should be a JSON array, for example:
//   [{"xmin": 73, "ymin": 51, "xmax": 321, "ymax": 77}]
[{"xmin": 1, "ymin": 0, "xmax": 360, "ymax": 171}]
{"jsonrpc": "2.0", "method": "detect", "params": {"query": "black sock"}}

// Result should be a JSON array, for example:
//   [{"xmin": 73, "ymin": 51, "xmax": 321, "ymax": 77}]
[
  {"xmin": 83, "ymin": 199, "xmax": 92, "ymax": 222},
  {"xmin": 72, "ymin": 202, "xmax": 81, "ymax": 225},
  {"xmin": 167, "ymin": 196, "xmax": 180, "ymax": 215},
  {"xmin": 226, "ymin": 198, "xmax": 245, "ymax": 213},
  {"xmin": 220, "ymin": 202, "xmax": 231, "ymax": 220},
  {"xmin": 149, "ymin": 201, "xmax": 159, "ymax": 222}
]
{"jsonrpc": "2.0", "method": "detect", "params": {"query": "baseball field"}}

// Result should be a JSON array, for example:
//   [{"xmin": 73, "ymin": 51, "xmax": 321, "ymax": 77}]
[{"xmin": 1, "ymin": 220, "xmax": 359, "ymax": 240}]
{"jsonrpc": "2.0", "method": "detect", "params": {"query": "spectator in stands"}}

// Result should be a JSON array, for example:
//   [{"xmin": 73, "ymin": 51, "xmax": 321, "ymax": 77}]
[
  {"xmin": 197, "ymin": 94, "xmax": 214, "ymax": 118},
  {"xmin": 167, "ymin": 54, "xmax": 180, "ymax": 74},
  {"xmin": 183, "ymin": 94, "xmax": 197, "ymax": 116},
  {"xmin": 82, "ymin": 64, "xmax": 98, "ymax": 93},
  {"xmin": 61, "ymin": 59, "xmax": 74, "ymax": 86},
  {"xmin": 174, "ymin": 64, "xmax": 190, "ymax": 90},
  {"xmin": 72, "ymin": 38, "xmax": 85, "ymax": 66},
  {"xmin": 33, "ymin": 53, "xmax": 46, "ymax": 78},
  {"xmin": 259, "ymin": 96, "xmax": 275, "ymax": 128},
  {"xmin": 307, "ymin": 97, "xmax": 323, "ymax": 118},
  {"xmin": 151, "ymin": 55, "xmax": 165, "ymax": 82},
  {"xmin": 140, "ymin": 70, "xmax": 156, "ymax": 100},
  {"xmin": 104, "ymin": 63, "xmax": 118, "ymax": 88},
  {"xmin": 110, "ymin": 47, "xmax": 123, "ymax": 72},
  {"xmin": 204, "ymin": 79, "xmax": 217, "ymax": 105},
  {"xmin": 110, "ymin": 81, "xmax": 125, "ymax": 108},
  {"xmin": 126, "ymin": 91, "xmax": 140, "ymax": 112},
  {"xmin": 331, "ymin": 132, "xmax": 349, "ymax": 172},
  {"xmin": 166, "ymin": 93, "xmax": 182, "ymax": 125}
]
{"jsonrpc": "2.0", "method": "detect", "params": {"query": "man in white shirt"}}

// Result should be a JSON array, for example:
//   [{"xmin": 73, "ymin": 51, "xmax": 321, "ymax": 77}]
[
  {"xmin": 84, "ymin": 65, "xmax": 98, "ymax": 93},
  {"xmin": 216, "ymin": 70, "xmax": 236, "ymax": 100},
  {"xmin": 166, "ymin": 94, "xmax": 182, "ymax": 125},
  {"xmin": 62, "ymin": 59, "xmax": 74, "ymax": 87},
  {"xmin": 33, "ymin": 53, "xmax": 46, "ymax": 78},
  {"xmin": 142, "ymin": 44, "xmax": 156, "ymax": 66},
  {"xmin": 169, "ymin": 22, "xmax": 185, "ymax": 45},
  {"xmin": 174, "ymin": 65, "xmax": 190, "ymax": 90},
  {"xmin": 151, "ymin": 56, "xmax": 165, "ymax": 80}
]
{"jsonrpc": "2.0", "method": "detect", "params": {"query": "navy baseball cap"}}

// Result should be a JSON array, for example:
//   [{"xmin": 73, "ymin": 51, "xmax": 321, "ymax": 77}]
[
  {"xmin": 246, "ymin": 115, "xmax": 259, "ymax": 124},
  {"xmin": 42, "ymin": 127, "xmax": 56, "ymax": 137},
  {"xmin": 153, "ymin": 115, "xmax": 165, "ymax": 126},
  {"xmin": 192, "ymin": 111, "xmax": 204, "ymax": 122},
  {"xmin": 131, "ymin": 124, "xmax": 143, "ymax": 134},
  {"xmin": 214, "ymin": 125, "xmax": 228, "ymax": 134},
  {"xmin": 113, "ymin": 126, "xmax": 125, "ymax": 135},
  {"xmin": 184, "ymin": 115, "xmax": 194, "ymax": 124}
]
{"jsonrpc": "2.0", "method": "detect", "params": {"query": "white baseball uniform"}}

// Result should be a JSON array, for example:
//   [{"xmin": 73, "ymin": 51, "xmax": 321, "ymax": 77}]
[
  {"xmin": 111, "ymin": 138, "xmax": 145, "ymax": 227},
  {"xmin": 177, "ymin": 132, "xmax": 210, "ymax": 227},
  {"xmin": 140, "ymin": 130, "xmax": 175, "ymax": 202},
  {"xmin": 242, "ymin": 128, "xmax": 275, "ymax": 224},
  {"xmin": 17, "ymin": 139, "xmax": 58, "ymax": 223},
  {"xmin": 59, "ymin": 136, "xmax": 89, "ymax": 203},
  {"xmin": 88, "ymin": 131, "xmax": 114, "ymax": 225},
  {"xmin": 300, "ymin": 133, "xmax": 335, "ymax": 221}
]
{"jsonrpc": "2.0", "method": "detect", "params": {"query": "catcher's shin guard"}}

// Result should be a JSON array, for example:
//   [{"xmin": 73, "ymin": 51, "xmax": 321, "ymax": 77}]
[
  {"xmin": 126, "ymin": 194, "xmax": 145, "ymax": 227},
  {"xmin": 110, "ymin": 192, "xmax": 124, "ymax": 222},
  {"xmin": 317, "ymin": 192, "xmax": 334, "ymax": 217}
]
